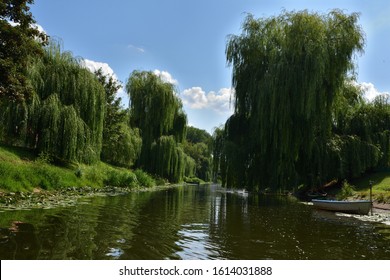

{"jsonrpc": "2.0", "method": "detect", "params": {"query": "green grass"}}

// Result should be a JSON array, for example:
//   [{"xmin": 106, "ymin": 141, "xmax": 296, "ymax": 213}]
[
  {"xmin": 350, "ymin": 170, "xmax": 390, "ymax": 203},
  {"xmin": 0, "ymin": 144, "xmax": 156, "ymax": 192}
]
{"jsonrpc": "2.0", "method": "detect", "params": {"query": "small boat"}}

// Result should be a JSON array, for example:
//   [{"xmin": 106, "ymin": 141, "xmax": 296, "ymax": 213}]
[{"xmin": 311, "ymin": 199, "xmax": 372, "ymax": 215}]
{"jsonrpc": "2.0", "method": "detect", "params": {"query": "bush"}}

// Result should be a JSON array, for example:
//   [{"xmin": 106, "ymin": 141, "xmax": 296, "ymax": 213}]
[
  {"xmin": 337, "ymin": 180, "xmax": 356, "ymax": 200},
  {"xmin": 184, "ymin": 176, "xmax": 203, "ymax": 184},
  {"xmin": 35, "ymin": 151, "xmax": 53, "ymax": 164},
  {"xmin": 104, "ymin": 169, "xmax": 138, "ymax": 188},
  {"xmin": 134, "ymin": 169, "xmax": 155, "ymax": 188},
  {"xmin": 84, "ymin": 167, "xmax": 104, "ymax": 186},
  {"xmin": 154, "ymin": 176, "xmax": 167, "ymax": 186},
  {"xmin": 75, "ymin": 167, "xmax": 83, "ymax": 178}
]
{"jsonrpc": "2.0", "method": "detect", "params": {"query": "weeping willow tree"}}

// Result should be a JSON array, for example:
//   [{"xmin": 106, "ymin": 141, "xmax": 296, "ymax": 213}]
[
  {"xmin": 126, "ymin": 70, "xmax": 191, "ymax": 182},
  {"xmin": 0, "ymin": 41, "xmax": 105, "ymax": 163},
  {"xmin": 151, "ymin": 135, "xmax": 196, "ymax": 182},
  {"xmin": 333, "ymin": 88, "xmax": 390, "ymax": 170},
  {"xmin": 216, "ymin": 10, "xmax": 365, "ymax": 190},
  {"xmin": 212, "ymin": 127, "xmax": 226, "ymax": 184}
]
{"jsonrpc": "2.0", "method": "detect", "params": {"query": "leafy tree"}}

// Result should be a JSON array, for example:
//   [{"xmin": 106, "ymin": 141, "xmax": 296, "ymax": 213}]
[
  {"xmin": 0, "ymin": 41, "xmax": 105, "ymax": 163},
  {"xmin": 183, "ymin": 126, "xmax": 213, "ymax": 181},
  {"xmin": 333, "ymin": 90, "xmax": 390, "ymax": 171},
  {"xmin": 0, "ymin": 0, "xmax": 47, "ymax": 101},
  {"xmin": 126, "ymin": 70, "xmax": 191, "ymax": 182},
  {"xmin": 216, "ymin": 10, "xmax": 365, "ymax": 190},
  {"xmin": 101, "ymin": 121, "xmax": 142, "ymax": 168},
  {"xmin": 212, "ymin": 126, "xmax": 226, "ymax": 184},
  {"xmin": 186, "ymin": 126, "xmax": 212, "ymax": 147},
  {"xmin": 95, "ymin": 69, "xmax": 141, "ymax": 167}
]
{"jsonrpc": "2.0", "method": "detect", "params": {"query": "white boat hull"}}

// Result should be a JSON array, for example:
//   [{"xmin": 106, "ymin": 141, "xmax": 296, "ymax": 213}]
[{"xmin": 312, "ymin": 199, "xmax": 372, "ymax": 215}]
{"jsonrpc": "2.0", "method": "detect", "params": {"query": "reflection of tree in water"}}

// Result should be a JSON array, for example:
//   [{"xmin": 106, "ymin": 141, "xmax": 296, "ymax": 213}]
[
  {"xmin": 208, "ymin": 193, "xmax": 311, "ymax": 259},
  {"xmin": 118, "ymin": 190, "xmax": 184, "ymax": 259},
  {"xmin": 0, "ymin": 221, "xmax": 39, "ymax": 259},
  {"xmin": 89, "ymin": 195, "xmax": 142, "ymax": 259},
  {"xmin": 38, "ymin": 215, "xmax": 78, "ymax": 259},
  {"xmin": 37, "ymin": 205, "xmax": 100, "ymax": 259},
  {"xmin": 0, "ymin": 205, "xmax": 100, "ymax": 259},
  {"xmin": 114, "ymin": 186, "xmax": 212, "ymax": 259},
  {"xmin": 2, "ymin": 186, "xmax": 389, "ymax": 260},
  {"xmin": 207, "ymin": 193, "xmax": 390, "ymax": 259}
]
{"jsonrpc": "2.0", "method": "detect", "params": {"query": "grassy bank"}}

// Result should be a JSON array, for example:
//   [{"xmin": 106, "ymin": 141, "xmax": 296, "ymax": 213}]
[
  {"xmin": 0, "ymin": 144, "xmax": 157, "ymax": 193},
  {"xmin": 349, "ymin": 170, "xmax": 390, "ymax": 203},
  {"xmin": 329, "ymin": 170, "xmax": 390, "ymax": 204}
]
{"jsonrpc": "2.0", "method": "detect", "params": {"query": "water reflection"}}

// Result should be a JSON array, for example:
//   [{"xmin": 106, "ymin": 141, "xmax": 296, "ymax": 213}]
[
  {"xmin": 0, "ymin": 185, "xmax": 390, "ymax": 259},
  {"xmin": 175, "ymin": 223, "xmax": 217, "ymax": 259}
]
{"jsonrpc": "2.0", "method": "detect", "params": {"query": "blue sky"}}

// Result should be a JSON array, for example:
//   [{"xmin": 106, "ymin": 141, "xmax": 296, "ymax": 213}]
[{"xmin": 30, "ymin": 0, "xmax": 390, "ymax": 133}]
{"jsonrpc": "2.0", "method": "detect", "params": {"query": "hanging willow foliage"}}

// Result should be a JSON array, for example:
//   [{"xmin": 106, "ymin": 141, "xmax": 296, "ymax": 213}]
[
  {"xmin": 216, "ymin": 10, "xmax": 365, "ymax": 190},
  {"xmin": 335, "ymin": 92, "xmax": 390, "ymax": 169},
  {"xmin": 0, "ymin": 41, "xmax": 105, "ymax": 163},
  {"xmin": 126, "ymin": 70, "xmax": 190, "ymax": 182},
  {"xmin": 150, "ymin": 136, "xmax": 195, "ymax": 182},
  {"xmin": 212, "ymin": 127, "xmax": 225, "ymax": 184}
]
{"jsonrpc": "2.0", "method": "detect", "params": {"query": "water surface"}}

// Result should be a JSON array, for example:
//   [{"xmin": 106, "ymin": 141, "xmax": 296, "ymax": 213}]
[{"xmin": 1, "ymin": 185, "xmax": 389, "ymax": 259}]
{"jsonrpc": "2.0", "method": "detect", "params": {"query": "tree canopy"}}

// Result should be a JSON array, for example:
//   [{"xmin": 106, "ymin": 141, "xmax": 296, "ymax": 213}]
[
  {"xmin": 0, "ymin": 41, "xmax": 105, "ymax": 163},
  {"xmin": 96, "ymin": 69, "xmax": 141, "ymax": 168},
  {"xmin": 214, "ymin": 10, "xmax": 368, "ymax": 191},
  {"xmin": 0, "ymin": 0, "xmax": 47, "ymax": 101},
  {"xmin": 183, "ymin": 126, "xmax": 213, "ymax": 181},
  {"xmin": 126, "ymin": 71, "xmax": 194, "ymax": 182}
]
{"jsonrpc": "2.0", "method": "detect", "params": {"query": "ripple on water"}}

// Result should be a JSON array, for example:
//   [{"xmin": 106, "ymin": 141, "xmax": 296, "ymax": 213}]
[
  {"xmin": 175, "ymin": 223, "xmax": 220, "ymax": 260},
  {"xmin": 106, "ymin": 247, "xmax": 123, "ymax": 259}
]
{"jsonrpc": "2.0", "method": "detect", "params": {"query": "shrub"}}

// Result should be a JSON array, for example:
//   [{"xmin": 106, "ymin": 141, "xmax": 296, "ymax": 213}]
[
  {"xmin": 84, "ymin": 167, "xmax": 104, "ymax": 186},
  {"xmin": 337, "ymin": 180, "xmax": 356, "ymax": 200},
  {"xmin": 134, "ymin": 169, "xmax": 155, "ymax": 188},
  {"xmin": 184, "ymin": 176, "xmax": 203, "ymax": 184},
  {"xmin": 75, "ymin": 167, "xmax": 83, "ymax": 178},
  {"xmin": 104, "ymin": 169, "xmax": 138, "ymax": 188},
  {"xmin": 154, "ymin": 176, "xmax": 167, "ymax": 186}
]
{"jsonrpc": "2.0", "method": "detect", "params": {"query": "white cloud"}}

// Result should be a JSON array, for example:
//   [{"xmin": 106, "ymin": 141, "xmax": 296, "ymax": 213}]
[
  {"xmin": 8, "ymin": 21, "xmax": 47, "ymax": 40},
  {"xmin": 82, "ymin": 59, "xmax": 118, "ymax": 80},
  {"xmin": 182, "ymin": 87, "xmax": 208, "ymax": 109},
  {"xmin": 153, "ymin": 69, "xmax": 179, "ymax": 85},
  {"xmin": 32, "ymin": 23, "xmax": 46, "ymax": 34},
  {"xmin": 358, "ymin": 82, "xmax": 390, "ymax": 101},
  {"xmin": 81, "ymin": 59, "xmax": 129, "ymax": 107},
  {"xmin": 8, "ymin": 20, "xmax": 45, "ymax": 32},
  {"xmin": 181, "ymin": 87, "xmax": 234, "ymax": 114}
]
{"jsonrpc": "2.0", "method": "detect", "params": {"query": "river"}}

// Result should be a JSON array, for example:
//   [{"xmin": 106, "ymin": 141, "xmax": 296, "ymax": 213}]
[{"xmin": 1, "ymin": 184, "xmax": 390, "ymax": 259}]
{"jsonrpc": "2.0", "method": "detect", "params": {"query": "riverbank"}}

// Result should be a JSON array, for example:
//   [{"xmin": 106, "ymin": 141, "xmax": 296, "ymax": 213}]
[
  {"xmin": 0, "ymin": 143, "xmax": 203, "ymax": 210},
  {"xmin": 0, "ymin": 144, "xmax": 160, "ymax": 192},
  {"xmin": 350, "ymin": 170, "xmax": 390, "ymax": 204},
  {"xmin": 0, "ymin": 184, "xmax": 184, "ymax": 210},
  {"xmin": 2, "ymin": 143, "xmax": 389, "ymax": 210},
  {"xmin": 311, "ymin": 171, "xmax": 390, "ymax": 205},
  {"xmin": 0, "ymin": 143, "xmax": 162, "ymax": 210}
]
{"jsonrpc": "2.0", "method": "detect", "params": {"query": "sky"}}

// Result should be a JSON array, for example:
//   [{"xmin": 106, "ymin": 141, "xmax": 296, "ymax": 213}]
[{"xmin": 30, "ymin": 0, "xmax": 390, "ymax": 134}]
